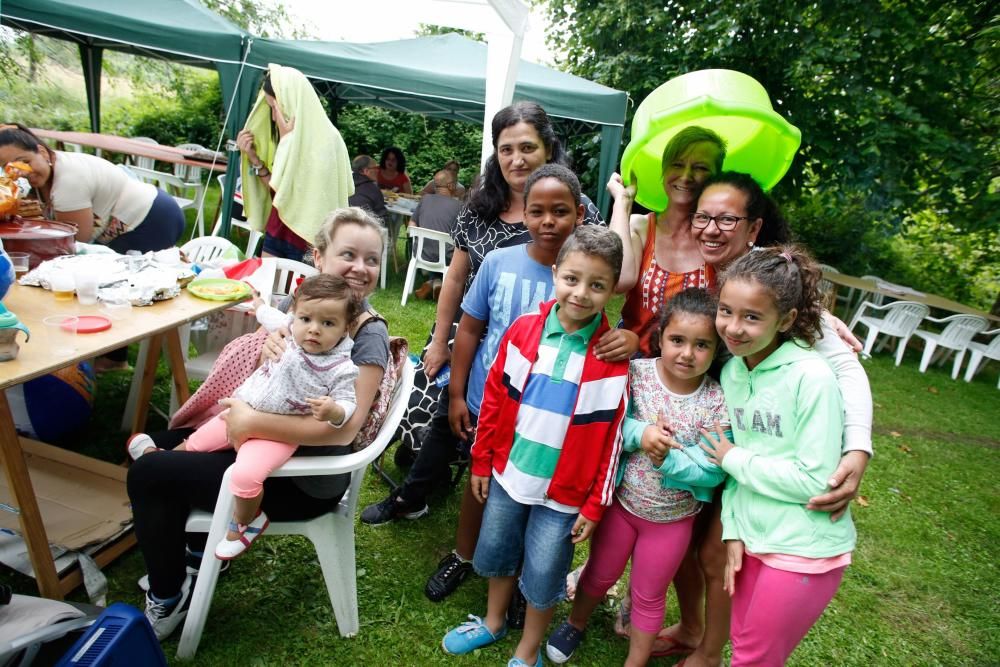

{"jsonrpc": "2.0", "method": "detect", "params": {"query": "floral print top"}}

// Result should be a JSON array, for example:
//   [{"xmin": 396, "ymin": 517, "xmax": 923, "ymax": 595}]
[{"xmin": 617, "ymin": 358, "xmax": 728, "ymax": 523}]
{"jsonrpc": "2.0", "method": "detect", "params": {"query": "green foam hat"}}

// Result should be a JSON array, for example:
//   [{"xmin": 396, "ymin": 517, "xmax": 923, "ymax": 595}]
[{"xmin": 621, "ymin": 69, "xmax": 801, "ymax": 212}]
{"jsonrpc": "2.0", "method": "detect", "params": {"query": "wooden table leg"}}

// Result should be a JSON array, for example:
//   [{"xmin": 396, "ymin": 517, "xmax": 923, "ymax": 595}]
[
  {"xmin": 0, "ymin": 392, "xmax": 62, "ymax": 598},
  {"xmin": 163, "ymin": 327, "xmax": 191, "ymax": 407},
  {"xmin": 130, "ymin": 333, "xmax": 164, "ymax": 434}
]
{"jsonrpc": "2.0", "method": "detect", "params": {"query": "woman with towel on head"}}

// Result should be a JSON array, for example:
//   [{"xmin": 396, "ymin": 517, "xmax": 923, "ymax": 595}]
[{"xmin": 236, "ymin": 64, "xmax": 354, "ymax": 260}]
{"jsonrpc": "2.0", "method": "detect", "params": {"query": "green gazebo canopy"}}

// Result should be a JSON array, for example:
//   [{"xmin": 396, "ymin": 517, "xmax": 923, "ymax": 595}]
[{"xmin": 1, "ymin": 1, "xmax": 627, "ymax": 215}]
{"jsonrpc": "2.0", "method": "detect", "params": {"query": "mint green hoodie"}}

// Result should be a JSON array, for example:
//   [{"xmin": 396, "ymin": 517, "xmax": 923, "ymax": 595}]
[{"xmin": 720, "ymin": 340, "xmax": 856, "ymax": 558}]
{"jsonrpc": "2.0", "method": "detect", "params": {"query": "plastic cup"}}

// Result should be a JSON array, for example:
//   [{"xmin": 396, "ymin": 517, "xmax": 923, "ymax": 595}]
[
  {"xmin": 101, "ymin": 296, "xmax": 132, "ymax": 321},
  {"xmin": 43, "ymin": 315, "xmax": 79, "ymax": 356},
  {"xmin": 74, "ymin": 271, "xmax": 100, "ymax": 305},
  {"xmin": 50, "ymin": 272, "xmax": 75, "ymax": 301},
  {"xmin": 8, "ymin": 252, "xmax": 29, "ymax": 277}
]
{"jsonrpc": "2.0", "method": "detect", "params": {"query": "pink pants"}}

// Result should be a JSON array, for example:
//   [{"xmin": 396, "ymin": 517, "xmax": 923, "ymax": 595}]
[
  {"xmin": 730, "ymin": 554, "xmax": 846, "ymax": 666},
  {"xmin": 578, "ymin": 498, "xmax": 695, "ymax": 634},
  {"xmin": 184, "ymin": 414, "xmax": 298, "ymax": 499}
]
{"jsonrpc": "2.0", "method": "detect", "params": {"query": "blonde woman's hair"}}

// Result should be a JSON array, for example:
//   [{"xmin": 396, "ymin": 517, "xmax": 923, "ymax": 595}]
[{"xmin": 313, "ymin": 206, "xmax": 385, "ymax": 256}]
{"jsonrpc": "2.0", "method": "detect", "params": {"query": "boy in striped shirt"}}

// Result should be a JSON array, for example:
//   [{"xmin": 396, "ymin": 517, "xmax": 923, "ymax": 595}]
[{"xmin": 442, "ymin": 226, "xmax": 629, "ymax": 667}]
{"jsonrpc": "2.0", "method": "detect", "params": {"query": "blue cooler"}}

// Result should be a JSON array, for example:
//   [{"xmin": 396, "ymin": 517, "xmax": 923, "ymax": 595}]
[{"xmin": 56, "ymin": 603, "xmax": 166, "ymax": 666}]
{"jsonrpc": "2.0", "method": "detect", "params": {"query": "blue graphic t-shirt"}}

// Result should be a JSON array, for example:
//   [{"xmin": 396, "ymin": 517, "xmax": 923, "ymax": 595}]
[{"xmin": 461, "ymin": 244, "xmax": 555, "ymax": 415}]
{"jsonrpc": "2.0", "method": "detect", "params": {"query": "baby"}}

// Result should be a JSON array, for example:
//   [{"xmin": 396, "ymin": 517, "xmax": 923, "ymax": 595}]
[{"xmin": 128, "ymin": 273, "xmax": 361, "ymax": 559}]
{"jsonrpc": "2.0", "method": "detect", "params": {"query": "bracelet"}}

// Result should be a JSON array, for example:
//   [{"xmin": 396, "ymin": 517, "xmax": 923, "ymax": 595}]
[{"xmin": 251, "ymin": 163, "xmax": 269, "ymax": 177}]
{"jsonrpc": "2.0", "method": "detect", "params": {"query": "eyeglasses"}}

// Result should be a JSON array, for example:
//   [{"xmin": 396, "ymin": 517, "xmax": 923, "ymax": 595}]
[{"xmin": 690, "ymin": 213, "xmax": 749, "ymax": 230}]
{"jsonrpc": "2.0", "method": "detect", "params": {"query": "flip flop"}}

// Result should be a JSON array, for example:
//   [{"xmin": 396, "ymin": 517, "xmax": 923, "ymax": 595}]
[
  {"xmin": 565, "ymin": 565, "xmax": 584, "ymax": 601},
  {"xmin": 651, "ymin": 632, "xmax": 697, "ymax": 658}
]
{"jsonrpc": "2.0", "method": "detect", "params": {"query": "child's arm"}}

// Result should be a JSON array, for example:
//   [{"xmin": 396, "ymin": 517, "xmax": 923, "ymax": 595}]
[
  {"xmin": 306, "ymin": 361, "xmax": 360, "ymax": 427},
  {"xmin": 705, "ymin": 376, "xmax": 844, "ymax": 504},
  {"xmin": 448, "ymin": 313, "xmax": 486, "ymax": 441},
  {"xmin": 468, "ymin": 324, "xmax": 515, "ymax": 481},
  {"xmin": 255, "ymin": 303, "xmax": 290, "ymax": 333},
  {"xmin": 656, "ymin": 436, "xmax": 727, "ymax": 489}
]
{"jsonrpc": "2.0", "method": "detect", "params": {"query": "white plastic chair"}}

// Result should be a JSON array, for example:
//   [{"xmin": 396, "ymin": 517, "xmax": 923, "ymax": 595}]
[
  {"xmin": 174, "ymin": 143, "xmax": 208, "ymax": 238},
  {"xmin": 128, "ymin": 136, "xmax": 159, "ymax": 171},
  {"xmin": 401, "ymin": 227, "xmax": 453, "ymax": 306},
  {"xmin": 210, "ymin": 174, "xmax": 263, "ymax": 258},
  {"xmin": 176, "ymin": 358, "xmax": 415, "ymax": 659},
  {"xmin": 913, "ymin": 314, "xmax": 989, "ymax": 378},
  {"xmin": 849, "ymin": 300, "xmax": 930, "ymax": 365},
  {"xmin": 847, "ymin": 274, "xmax": 886, "ymax": 323},
  {"xmin": 962, "ymin": 328, "xmax": 1000, "ymax": 388},
  {"xmin": 818, "ymin": 263, "xmax": 850, "ymax": 313},
  {"xmin": 180, "ymin": 236, "xmax": 239, "ymax": 265},
  {"xmin": 128, "ymin": 166, "xmax": 196, "ymax": 215}
]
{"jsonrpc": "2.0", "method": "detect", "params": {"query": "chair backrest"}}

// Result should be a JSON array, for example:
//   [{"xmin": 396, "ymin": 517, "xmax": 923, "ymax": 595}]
[
  {"xmin": 982, "ymin": 331, "xmax": 1000, "ymax": 358},
  {"xmin": 861, "ymin": 275, "xmax": 885, "ymax": 306},
  {"xmin": 129, "ymin": 136, "xmax": 158, "ymax": 170},
  {"xmin": 935, "ymin": 315, "xmax": 989, "ymax": 347},
  {"xmin": 878, "ymin": 301, "xmax": 930, "ymax": 336},
  {"xmin": 118, "ymin": 164, "xmax": 139, "ymax": 181},
  {"xmin": 180, "ymin": 236, "xmax": 240, "ymax": 264},
  {"xmin": 408, "ymin": 226, "xmax": 453, "ymax": 271},
  {"xmin": 174, "ymin": 143, "xmax": 206, "ymax": 182},
  {"xmin": 818, "ymin": 263, "xmax": 839, "ymax": 274},
  {"xmin": 129, "ymin": 165, "xmax": 187, "ymax": 190},
  {"xmin": 264, "ymin": 257, "xmax": 318, "ymax": 307}
]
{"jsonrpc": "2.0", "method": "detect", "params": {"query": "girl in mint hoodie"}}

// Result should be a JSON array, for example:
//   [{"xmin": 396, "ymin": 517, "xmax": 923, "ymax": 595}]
[{"xmin": 701, "ymin": 246, "xmax": 855, "ymax": 667}]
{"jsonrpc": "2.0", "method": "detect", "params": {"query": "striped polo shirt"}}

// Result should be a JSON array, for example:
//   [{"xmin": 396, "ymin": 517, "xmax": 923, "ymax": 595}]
[{"xmin": 494, "ymin": 304, "xmax": 601, "ymax": 513}]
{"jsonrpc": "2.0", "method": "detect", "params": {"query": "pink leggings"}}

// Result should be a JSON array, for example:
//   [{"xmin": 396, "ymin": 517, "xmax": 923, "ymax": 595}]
[
  {"xmin": 184, "ymin": 414, "xmax": 298, "ymax": 499},
  {"xmin": 730, "ymin": 554, "xmax": 846, "ymax": 666},
  {"xmin": 578, "ymin": 498, "xmax": 695, "ymax": 634}
]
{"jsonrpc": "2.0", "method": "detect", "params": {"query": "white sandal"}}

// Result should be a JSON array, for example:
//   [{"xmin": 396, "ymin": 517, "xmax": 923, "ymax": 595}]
[{"xmin": 215, "ymin": 511, "xmax": 269, "ymax": 560}]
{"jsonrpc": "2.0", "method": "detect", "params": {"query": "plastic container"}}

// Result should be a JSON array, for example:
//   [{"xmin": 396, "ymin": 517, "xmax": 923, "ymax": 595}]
[
  {"xmin": 620, "ymin": 69, "xmax": 802, "ymax": 211},
  {"xmin": 56, "ymin": 602, "xmax": 167, "ymax": 666}
]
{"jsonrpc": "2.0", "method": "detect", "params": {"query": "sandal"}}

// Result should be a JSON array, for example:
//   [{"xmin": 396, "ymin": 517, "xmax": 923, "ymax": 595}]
[
  {"xmin": 613, "ymin": 595, "xmax": 632, "ymax": 638},
  {"xmin": 565, "ymin": 564, "xmax": 584, "ymax": 601},
  {"xmin": 215, "ymin": 510, "xmax": 269, "ymax": 560}
]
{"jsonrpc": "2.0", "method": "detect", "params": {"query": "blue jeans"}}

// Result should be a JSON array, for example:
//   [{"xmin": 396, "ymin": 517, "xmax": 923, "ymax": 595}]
[{"xmin": 473, "ymin": 477, "xmax": 577, "ymax": 609}]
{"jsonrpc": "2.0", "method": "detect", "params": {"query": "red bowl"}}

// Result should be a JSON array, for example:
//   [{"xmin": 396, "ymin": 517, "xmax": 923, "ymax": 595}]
[{"xmin": 0, "ymin": 217, "xmax": 77, "ymax": 269}]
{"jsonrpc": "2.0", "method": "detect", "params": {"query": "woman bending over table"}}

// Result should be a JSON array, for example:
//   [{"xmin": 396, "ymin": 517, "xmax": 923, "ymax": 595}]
[
  {"xmin": 127, "ymin": 207, "xmax": 390, "ymax": 641},
  {"xmin": 0, "ymin": 123, "xmax": 184, "ymax": 253}
]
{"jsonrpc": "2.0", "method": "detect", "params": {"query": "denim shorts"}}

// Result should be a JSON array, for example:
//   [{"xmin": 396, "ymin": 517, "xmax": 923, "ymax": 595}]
[{"xmin": 472, "ymin": 477, "xmax": 577, "ymax": 609}]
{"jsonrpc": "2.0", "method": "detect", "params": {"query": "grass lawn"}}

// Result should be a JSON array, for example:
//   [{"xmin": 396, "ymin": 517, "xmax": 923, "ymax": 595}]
[{"xmin": 2, "ymin": 224, "xmax": 998, "ymax": 666}]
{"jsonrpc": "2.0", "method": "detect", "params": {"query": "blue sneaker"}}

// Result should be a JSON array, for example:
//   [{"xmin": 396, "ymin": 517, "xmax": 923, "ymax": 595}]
[
  {"xmin": 507, "ymin": 651, "xmax": 543, "ymax": 667},
  {"xmin": 546, "ymin": 620, "xmax": 585, "ymax": 663},
  {"xmin": 441, "ymin": 614, "xmax": 507, "ymax": 655}
]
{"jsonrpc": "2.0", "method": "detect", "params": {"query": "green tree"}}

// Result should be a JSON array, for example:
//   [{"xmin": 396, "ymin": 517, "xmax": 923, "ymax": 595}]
[
  {"xmin": 199, "ymin": 0, "xmax": 310, "ymax": 38},
  {"xmin": 541, "ymin": 0, "xmax": 999, "ymax": 306}
]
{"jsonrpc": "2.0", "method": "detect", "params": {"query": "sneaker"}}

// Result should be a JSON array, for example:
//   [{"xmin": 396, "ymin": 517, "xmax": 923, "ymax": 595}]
[
  {"xmin": 441, "ymin": 614, "xmax": 506, "ymax": 655},
  {"xmin": 144, "ymin": 573, "xmax": 194, "ymax": 640},
  {"xmin": 506, "ymin": 586, "xmax": 527, "ymax": 630},
  {"xmin": 425, "ymin": 551, "xmax": 473, "ymax": 602},
  {"xmin": 360, "ymin": 494, "xmax": 429, "ymax": 526},
  {"xmin": 126, "ymin": 433, "xmax": 158, "ymax": 461},
  {"xmin": 508, "ymin": 652, "xmax": 543, "ymax": 667},
  {"xmin": 138, "ymin": 550, "xmax": 229, "ymax": 592},
  {"xmin": 546, "ymin": 620, "xmax": 585, "ymax": 664}
]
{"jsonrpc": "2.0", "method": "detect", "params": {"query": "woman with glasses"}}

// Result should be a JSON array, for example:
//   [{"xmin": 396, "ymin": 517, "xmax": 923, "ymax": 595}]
[
  {"xmin": 608, "ymin": 127, "xmax": 727, "ymax": 356},
  {"xmin": 598, "ymin": 167, "xmax": 872, "ymax": 667}
]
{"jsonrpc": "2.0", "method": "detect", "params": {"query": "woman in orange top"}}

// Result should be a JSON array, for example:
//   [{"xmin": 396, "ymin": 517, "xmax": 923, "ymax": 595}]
[{"xmin": 610, "ymin": 127, "xmax": 725, "ymax": 356}]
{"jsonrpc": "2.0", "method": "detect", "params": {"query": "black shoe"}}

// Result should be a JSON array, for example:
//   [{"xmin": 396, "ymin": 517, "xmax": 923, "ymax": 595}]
[
  {"xmin": 425, "ymin": 551, "xmax": 473, "ymax": 602},
  {"xmin": 360, "ymin": 494, "xmax": 429, "ymax": 526},
  {"xmin": 506, "ymin": 585, "xmax": 527, "ymax": 630}
]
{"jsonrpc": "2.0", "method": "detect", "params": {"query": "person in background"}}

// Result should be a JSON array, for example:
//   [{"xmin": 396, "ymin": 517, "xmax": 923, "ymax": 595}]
[
  {"xmin": 238, "ymin": 64, "xmax": 353, "ymax": 260},
  {"xmin": 409, "ymin": 169, "xmax": 461, "ymax": 299},
  {"xmin": 420, "ymin": 160, "xmax": 466, "ymax": 198},
  {"xmin": 377, "ymin": 147, "xmax": 412, "ymax": 194},
  {"xmin": 348, "ymin": 154, "xmax": 388, "ymax": 222}
]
